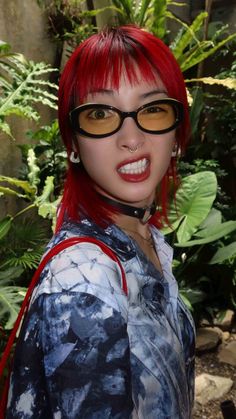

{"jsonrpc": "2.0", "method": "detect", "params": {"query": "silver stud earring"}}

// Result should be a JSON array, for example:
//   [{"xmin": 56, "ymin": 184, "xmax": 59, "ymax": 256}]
[{"xmin": 69, "ymin": 151, "xmax": 80, "ymax": 163}]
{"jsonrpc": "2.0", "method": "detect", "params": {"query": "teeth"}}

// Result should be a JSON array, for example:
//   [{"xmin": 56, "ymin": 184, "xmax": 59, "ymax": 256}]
[{"xmin": 118, "ymin": 158, "xmax": 149, "ymax": 174}]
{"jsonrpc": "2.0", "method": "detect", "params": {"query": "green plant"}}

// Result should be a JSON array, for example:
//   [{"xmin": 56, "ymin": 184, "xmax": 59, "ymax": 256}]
[
  {"xmin": 161, "ymin": 171, "xmax": 236, "ymax": 319},
  {"xmin": 0, "ymin": 145, "xmax": 58, "ymax": 331},
  {"xmin": 110, "ymin": 0, "xmax": 236, "ymax": 73},
  {"xmin": 111, "ymin": 0, "xmax": 187, "ymax": 40},
  {"xmin": 0, "ymin": 218, "xmax": 49, "ymax": 329},
  {"xmin": 170, "ymin": 13, "xmax": 236, "ymax": 73},
  {"xmin": 0, "ymin": 41, "xmax": 58, "ymax": 138},
  {"xmin": 0, "ymin": 147, "xmax": 60, "ymax": 239},
  {"xmin": 185, "ymin": 49, "xmax": 236, "ymax": 213},
  {"xmin": 36, "ymin": 0, "xmax": 119, "ymax": 57},
  {"xmin": 20, "ymin": 120, "xmax": 67, "ymax": 195}
]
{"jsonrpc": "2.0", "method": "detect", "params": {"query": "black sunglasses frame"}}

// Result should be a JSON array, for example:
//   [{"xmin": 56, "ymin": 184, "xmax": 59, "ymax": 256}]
[{"xmin": 69, "ymin": 98, "xmax": 184, "ymax": 139}]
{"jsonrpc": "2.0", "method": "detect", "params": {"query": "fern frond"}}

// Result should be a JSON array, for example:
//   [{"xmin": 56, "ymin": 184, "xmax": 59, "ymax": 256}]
[{"xmin": 0, "ymin": 45, "xmax": 58, "ymax": 138}]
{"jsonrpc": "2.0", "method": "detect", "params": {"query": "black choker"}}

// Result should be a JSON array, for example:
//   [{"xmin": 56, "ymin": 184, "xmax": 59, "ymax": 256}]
[{"xmin": 100, "ymin": 195, "xmax": 156, "ymax": 224}]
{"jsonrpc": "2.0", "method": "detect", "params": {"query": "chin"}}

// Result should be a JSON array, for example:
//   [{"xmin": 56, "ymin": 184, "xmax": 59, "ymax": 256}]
[{"xmin": 112, "ymin": 191, "xmax": 155, "ymax": 206}]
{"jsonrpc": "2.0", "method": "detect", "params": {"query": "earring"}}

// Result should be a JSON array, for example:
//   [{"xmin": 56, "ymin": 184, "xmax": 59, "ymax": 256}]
[
  {"xmin": 171, "ymin": 143, "xmax": 178, "ymax": 158},
  {"xmin": 69, "ymin": 151, "xmax": 80, "ymax": 163}
]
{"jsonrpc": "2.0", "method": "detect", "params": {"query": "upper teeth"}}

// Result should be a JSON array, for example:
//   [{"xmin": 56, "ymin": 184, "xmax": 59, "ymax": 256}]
[{"xmin": 118, "ymin": 158, "xmax": 149, "ymax": 174}]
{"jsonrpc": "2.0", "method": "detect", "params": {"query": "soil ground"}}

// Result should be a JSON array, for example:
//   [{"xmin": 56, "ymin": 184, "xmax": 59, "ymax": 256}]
[{"xmin": 193, "ymin": 352, "xmax": 236, "ymax": 418}]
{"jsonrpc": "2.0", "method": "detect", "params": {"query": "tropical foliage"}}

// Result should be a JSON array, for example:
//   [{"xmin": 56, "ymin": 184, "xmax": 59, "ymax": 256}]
[
  {"xmin": 161, "ymin": 170, "xmax": 236, "ymax": 317},
  {"xmin": 0, "ymin": 41, "xmax": 58, "ymax": 138},
  {"xmin": 0, "ymin": 218, "xmax": 48, "ymax": 329},
  {"xmin": 0, "ymin": 145, "xmax": 60, "ymax": 330}
]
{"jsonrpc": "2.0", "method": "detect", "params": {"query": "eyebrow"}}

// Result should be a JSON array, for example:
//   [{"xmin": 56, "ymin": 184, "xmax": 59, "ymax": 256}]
[
  {"xmin": 88, "ymin": 88, "xmax": 167, "ymax": 98},
  {"xmin": 88, "ymin": 89, "xmax": 114, "ymax": 96},
  {"xmin": 141, "ymin": 89, "xmax": 167, "ymax": 98}
]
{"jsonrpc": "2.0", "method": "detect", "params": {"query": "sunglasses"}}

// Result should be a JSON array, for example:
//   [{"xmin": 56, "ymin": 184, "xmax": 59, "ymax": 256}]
[{"xmin": 69, "ymin": 98, "xmax": 184, "ymax": 139}]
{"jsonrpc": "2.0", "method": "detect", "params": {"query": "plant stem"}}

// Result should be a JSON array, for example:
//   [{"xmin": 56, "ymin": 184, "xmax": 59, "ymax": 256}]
[
  {"xmin": 13, "ymin": 204, "xmax": 36, "ymax": 219},
  {"xmin": 197, "ymin": 0, "xmax": 213, "ymax": 78},
  {"xmin": 175, "ymin": 244, "xmax": 205, "ymax": 280}
]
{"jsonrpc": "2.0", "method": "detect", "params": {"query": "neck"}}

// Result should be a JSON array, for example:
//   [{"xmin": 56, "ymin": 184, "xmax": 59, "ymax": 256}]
[{"xmin": 115, "ymin": 213, "xmax": 151, "ymax": 238}]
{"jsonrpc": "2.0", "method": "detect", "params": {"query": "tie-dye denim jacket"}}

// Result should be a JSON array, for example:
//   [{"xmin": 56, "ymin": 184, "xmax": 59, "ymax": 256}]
[{"xmin": 7, "ymin": 218, "xmax": 195, "ymax": 418}]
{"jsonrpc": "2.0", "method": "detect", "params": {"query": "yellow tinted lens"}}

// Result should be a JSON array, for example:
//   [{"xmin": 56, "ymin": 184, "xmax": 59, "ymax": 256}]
[
  {"xmin": 79, "ymin": 107, "xmax": 120, "ymax": 135},
  {"xmin": 138, "ymin": 103, "xmax": 176, "ymax": 131}
]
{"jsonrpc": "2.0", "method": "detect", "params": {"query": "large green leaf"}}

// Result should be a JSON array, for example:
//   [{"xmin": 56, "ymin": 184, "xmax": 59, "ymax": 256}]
[
  {"xmin": 0, "ymin": 175, "xmax": 35, "ymax": 195},
  {"xmin": 163, "ymin": 171, "xmax": 217, "ymax": 242},
  {"xmin": 0, "ymin": 285, "xmax": 26, "ymax": 329},
  {"xmin": 198, "ymin": 208, "xmax": 222, "ymax": 231},
  {"xmin": 209, "ymin": 242, "xmax": 236, "ymax": 264},
  {"xmin": 176, "ymin": 221, "xmax": 236, "ymax": 247},
  {"xmin": 0, "ymin": 186, "xmax": 26, "ymax": 198}
]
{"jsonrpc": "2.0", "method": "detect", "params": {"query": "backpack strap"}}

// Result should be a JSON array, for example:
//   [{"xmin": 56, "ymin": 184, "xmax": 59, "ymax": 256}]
[{"xmin": 0, "ymin": 236, "xmax": 127, "ymax": 407}]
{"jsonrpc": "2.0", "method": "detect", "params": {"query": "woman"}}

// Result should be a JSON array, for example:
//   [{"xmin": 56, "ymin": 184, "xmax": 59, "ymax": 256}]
[{"xmin": 6, "ymin": 25, "xmax": 195, "ymax": 418}]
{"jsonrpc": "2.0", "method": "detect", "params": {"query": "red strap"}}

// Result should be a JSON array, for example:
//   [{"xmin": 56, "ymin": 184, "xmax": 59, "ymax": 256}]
[{"xmin": 0, "ymin": 236, "xmax": 127, "ymax": 379}]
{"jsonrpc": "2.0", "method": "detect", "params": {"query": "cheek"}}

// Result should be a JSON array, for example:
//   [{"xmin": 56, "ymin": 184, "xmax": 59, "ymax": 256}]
[
  {"xmin": 152, "ymin": 135, "xmax": 175, "ymax": 163},
  {"xmin": 77, "ymin": 139, "xmax": 111, "ymax": 175},
  {"xmin": 77, "ymin": 138, "xmax": 97, "ymax": 162}
]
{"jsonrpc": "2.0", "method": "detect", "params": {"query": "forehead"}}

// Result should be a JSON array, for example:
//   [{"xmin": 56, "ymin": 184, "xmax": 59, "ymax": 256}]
[
  {"xmin": 75, "ymin": 55, "xmax": 167, "ymax": 103},
  {"xmin": 80, "ymin": 69, "xmax": 168, "ymax": 104}
]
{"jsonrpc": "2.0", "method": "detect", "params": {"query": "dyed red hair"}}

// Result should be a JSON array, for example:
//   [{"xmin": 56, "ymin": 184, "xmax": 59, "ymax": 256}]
[{"xmin": 56, "ymin": 25, "xmax": 190, "ymax": 230}]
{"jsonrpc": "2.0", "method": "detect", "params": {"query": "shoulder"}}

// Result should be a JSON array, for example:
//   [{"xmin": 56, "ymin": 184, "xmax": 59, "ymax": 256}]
[
  {"xmin": 49, "ymin": 239, "xmax": 124, "ymax": 293},
  {"xmin": 31, "ymin": 225, "xmax": 128, "ymax": 318}
]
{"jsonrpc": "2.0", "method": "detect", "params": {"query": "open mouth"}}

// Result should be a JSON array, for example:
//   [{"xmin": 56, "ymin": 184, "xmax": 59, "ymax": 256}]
[{"xmin": 118, "ymin": 158, "xmax": 149, "ymax": 175}]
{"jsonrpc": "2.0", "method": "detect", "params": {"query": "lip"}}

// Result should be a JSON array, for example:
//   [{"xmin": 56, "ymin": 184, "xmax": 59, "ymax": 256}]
[{"xmin": 117, "ymin": 154, "xmax": 151, "ymax": 183}]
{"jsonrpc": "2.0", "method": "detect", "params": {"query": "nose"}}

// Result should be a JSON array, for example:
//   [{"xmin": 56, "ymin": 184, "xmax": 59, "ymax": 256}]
[{"xmin": 116, "ymin": 116, "xmax": 145, "ymax": 152}]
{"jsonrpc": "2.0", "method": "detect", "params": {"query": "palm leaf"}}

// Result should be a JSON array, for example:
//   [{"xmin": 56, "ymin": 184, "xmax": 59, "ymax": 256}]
[{"xmin": 7, "ymin": 248, "xmax": 44, "ymax": 270}]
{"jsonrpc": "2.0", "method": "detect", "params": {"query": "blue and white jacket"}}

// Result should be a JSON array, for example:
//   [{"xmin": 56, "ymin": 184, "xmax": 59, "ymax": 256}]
[{"xmin": 7, "ymin": 218, "xmax": 195, "ymax": 419}]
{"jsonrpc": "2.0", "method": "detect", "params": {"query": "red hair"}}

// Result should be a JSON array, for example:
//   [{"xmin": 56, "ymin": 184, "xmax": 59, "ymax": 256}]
[{"xmin": 56, "ymin": 25, "xmax": 190, "ymax": 230}]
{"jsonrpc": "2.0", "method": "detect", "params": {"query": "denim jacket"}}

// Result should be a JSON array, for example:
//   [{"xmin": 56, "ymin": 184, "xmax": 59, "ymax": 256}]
[{"xmin": 7, "ymin": 218, "xmax": 195, "ymax": 419}]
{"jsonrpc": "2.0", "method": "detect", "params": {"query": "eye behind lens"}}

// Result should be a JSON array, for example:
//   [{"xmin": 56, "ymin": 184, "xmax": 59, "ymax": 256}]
[
  {"xmin": 79, "ymin": 107, "xmax": 121, "ymax": 136},
  {"xmin": 138, "ymin": 102, "xmax": 177, "ymax": 131}
]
